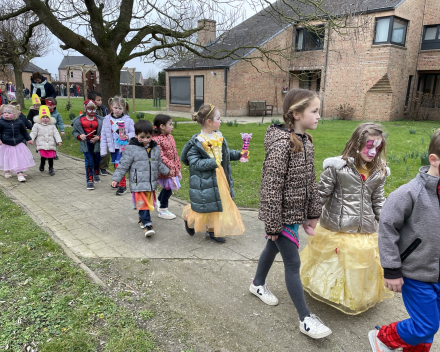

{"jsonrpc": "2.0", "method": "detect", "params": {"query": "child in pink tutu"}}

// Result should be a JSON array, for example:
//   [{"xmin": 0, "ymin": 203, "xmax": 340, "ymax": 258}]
[
  {"xmin": 30, "ymin": 105, "xmax": 62, "ymax": 176},
  {"xmin": 0, "ymin": 104, "xmax": 35, "ymax": 182},
  {"xmin": 151, "ymin": 114, "xmax": 182, "ymax": 220}
]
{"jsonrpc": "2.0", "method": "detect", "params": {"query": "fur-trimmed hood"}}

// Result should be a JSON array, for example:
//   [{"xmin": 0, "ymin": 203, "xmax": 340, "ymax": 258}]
[
  {"xmin": 323, "ymin": 155, "xmax": 391, "ymax": 177},
  {"xmin": 33, "ymin": 115, "xmax": 56, "ymax": 125}
]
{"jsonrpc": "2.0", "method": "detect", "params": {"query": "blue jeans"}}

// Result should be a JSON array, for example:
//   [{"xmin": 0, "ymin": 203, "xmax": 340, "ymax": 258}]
[
  {"xmin": 139, "ymin": 210, "xmax": 152, "ymax": 226},
  {"xmin": 397, "ymin": 277, "xmax": 440, "ymax": 345},
  {"xmin": 83, "ymin": 142, "xmax": 101, "ymax": 182},
  {"xmin": 158, "ymin": 188, "xmax": 172, "ymax": 208}
]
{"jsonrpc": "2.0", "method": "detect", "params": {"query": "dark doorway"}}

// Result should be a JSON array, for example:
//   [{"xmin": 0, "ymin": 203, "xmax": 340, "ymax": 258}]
[{"xmin": 194, "ymin": 76, "xmax": 204, "ymax": 111}]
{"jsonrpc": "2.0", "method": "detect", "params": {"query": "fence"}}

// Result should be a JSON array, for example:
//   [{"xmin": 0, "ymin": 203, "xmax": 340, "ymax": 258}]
[{"xmin": 119, "ymin": 85, "xmax": 166, "ymax": 99}]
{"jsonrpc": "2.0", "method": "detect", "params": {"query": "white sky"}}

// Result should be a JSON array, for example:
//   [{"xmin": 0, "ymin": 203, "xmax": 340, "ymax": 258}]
[{"xmin": 32, "ymin": 1, "xmax": 273, "ymax": 80}]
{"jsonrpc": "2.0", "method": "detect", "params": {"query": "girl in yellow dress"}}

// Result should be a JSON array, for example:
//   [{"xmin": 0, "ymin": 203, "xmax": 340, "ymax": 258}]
[
  {"xmin": 300, "ymin": 123, "xmax": 393, "ymax": 315},
  {"xmin": 180, "ymin": 104, "xmax": 245, "ymax": 242}
]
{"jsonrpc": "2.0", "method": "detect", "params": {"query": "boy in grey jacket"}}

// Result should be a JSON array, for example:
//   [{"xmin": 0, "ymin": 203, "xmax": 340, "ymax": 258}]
[
  {"xmin": 112, "ymin": 120, "xmax": 169, "ymax": 237},
  {"xmin": 369, "ymin": 129, "xmax": 440, "ymax": 352}
]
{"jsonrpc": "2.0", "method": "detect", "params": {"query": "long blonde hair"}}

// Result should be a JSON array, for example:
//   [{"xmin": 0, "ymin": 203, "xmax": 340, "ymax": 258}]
[
  {"xmin": 341, "ymin": 123, "xmax": 387, "ymax": 174},
  {"xmin": 282, "ymin": 88, "xmax": 318, "ymax": 152}
]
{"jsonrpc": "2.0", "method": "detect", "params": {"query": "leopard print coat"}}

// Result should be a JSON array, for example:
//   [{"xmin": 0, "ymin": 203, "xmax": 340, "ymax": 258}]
[{"xmin": 258, "ymin": 124, "xmax": 321, "ymax": 235}]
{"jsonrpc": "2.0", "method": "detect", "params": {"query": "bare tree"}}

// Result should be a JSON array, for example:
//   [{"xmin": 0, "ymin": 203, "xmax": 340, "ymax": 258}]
[
  {"xmin": 0, "ymin": 0, "xmax": 370, "ymax": 104},
  {"xmin": 0, "ymin": 12, "xmax": 50, "ymax": 106}
]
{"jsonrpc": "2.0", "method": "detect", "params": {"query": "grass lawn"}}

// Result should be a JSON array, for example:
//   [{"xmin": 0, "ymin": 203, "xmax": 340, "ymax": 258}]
[
  {"xmin": 58, "ymin": 119, "xmax": 440, "ymax": 208},
  {"xmin": 0, "ymin": 191, "xmax": 158, "ymax": 352},
  {"xmin": 21, "ymin": 98, "xmax": 189, "ymax": 126}
]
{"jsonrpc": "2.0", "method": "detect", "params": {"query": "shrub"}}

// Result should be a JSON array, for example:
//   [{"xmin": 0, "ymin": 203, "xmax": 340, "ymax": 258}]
[
  {"xmin": 226, "ymin": 121, "xmax": 233, "ymax": 127},
  {"xmin": 271, "ymin": 118, "xmax": 280, "ymax": 124},
  {"xmin": 409, "ymin": 128, "xmax": 416, "ymax": 134},
  {"xmin": 68, "ymin": 112, "xmax": 76, "ymax": 121},
  {"xmin": 421, "ymin": 151, "xmax": 430, "ymax": 165},
  {"xmin": 65, "ymin": 102, "xmax": 72, "ymax": 111},
  {"xmin": 233, "ymin": 119, "xmax": 238, "ymax": 127},
  {"xmin": 335, "ymin": 103, "xmax": 355, "ymax": 120},
  {"xmin": 136, "ymin": 112, "xmax": 145, "ymax": 120},
  {"xmin": 173, "ymin": 121, "xmax": 178, "ymax": 128}
]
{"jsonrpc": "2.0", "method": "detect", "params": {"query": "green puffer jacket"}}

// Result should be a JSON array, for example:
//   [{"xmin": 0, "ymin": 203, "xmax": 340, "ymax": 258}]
[{"xmin": 180, "ymin": 133, "xmax": 241, "ymax": 213}]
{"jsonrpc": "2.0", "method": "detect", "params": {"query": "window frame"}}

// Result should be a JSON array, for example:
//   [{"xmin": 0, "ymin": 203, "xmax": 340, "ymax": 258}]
[
  {"xmin": 169, "ymin": 76, "xmax": 191, "ymax": 105},
  {"xmin": 295, "ymin": 25, "xmax": 325, "ymax": 52},
  {"xmin": 69, "ymin": 71, "xmax": 74, "ymax": 78},
  {"xmin": 421, "ymin": 25, "xmax": 440, "ymax": 50},
  {"xmin": 373, "ymin": 16, "xmax": 408, "ymax": 47}
]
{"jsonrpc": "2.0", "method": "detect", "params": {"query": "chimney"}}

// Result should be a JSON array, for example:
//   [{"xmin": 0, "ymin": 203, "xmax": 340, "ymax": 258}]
[{"xmin": 197, "ymin": 19, "xmax": 216, "ymax": 46}]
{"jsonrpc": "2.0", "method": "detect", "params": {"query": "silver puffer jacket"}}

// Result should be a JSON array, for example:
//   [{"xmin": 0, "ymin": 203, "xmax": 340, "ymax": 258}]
[{"xmin": 319, "ymin": 156, "xmax": 389, "ymax": 233}]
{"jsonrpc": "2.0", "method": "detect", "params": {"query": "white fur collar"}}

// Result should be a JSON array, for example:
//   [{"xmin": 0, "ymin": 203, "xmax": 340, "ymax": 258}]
[
  {"xmin": 33, "ymin": 116, "xmax": 56, "ymax": 125},
  {"xmin": 323, "ymin": 155, "xmax": 391, "ymax": 176}
]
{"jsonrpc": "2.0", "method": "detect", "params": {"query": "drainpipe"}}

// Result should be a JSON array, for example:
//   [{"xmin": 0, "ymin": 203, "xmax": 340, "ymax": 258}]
[
  {"xmin": 320, "ymin": 22, "xmax": 331, "ymax": 117},
  {"xmin": 224, "ymin": 67, "xmax": 229, "ymax": 116},
  {"xmin": 412, "ymin": 0, "xmax": 428, "ymax": 104}
]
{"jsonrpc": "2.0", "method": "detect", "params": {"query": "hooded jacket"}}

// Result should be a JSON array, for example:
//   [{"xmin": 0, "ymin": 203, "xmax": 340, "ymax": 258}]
[
  {"xmin": 0, "ymin": 117, "xmax": 31, "ymax": 146},
  {"xmin": 318, "ymin": 156, "xmax": 389, "ymax": 233},
  {"xmin": 112, "ymin": 138, "xmax": 170, "ymax": 193},
  {"xmin": 258, "ymin": 124, "xmax": 321, "ymax": 235},
  {"xmin": 50, "ymin": 107, "xmax": 64, "ymax": 132},
  {"xmin": 379, "ymin": 166, "xmax": 440, "ymax": 282},
  {"xmin": 100, "ymin": 114, "xmax": 135, "ymax": 155},
  {"xmin": 71, "ymin": 114, "xmax": 103, "ymax": 153},
  {"xmin": 30, "ymin": 116, "xmax": 62, "ymax": 151},
  {"xmin": 180, "ymin": 132, "xmax": 241, "ymax": 213}
]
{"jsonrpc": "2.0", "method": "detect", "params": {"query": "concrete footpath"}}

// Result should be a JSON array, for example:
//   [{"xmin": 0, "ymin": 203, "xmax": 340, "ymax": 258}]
[{"xmin": 0, "ymin": 147, "xmax": 438, "ymax": 351}]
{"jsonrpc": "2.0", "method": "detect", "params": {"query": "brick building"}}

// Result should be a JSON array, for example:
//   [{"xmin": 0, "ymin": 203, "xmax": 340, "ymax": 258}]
[
  {"xmin": 0, "ymin": 62, "xmax": 51, "ymax": 90},
  {"xmin": 165, "ymin": 0, "xmax": 440, "ymax": 121}
]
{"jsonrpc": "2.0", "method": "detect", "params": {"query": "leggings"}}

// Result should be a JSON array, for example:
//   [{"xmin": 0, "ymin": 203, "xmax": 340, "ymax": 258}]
[
  {"xmin": 40, "ymin": 157, "xmax": 54, "ymax": 169},
  {"xmin": 254, "ymin": 235, "xmax": 310, "ymax": 320}
]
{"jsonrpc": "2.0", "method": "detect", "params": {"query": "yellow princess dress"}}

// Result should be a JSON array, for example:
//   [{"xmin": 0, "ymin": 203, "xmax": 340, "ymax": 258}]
[
  {"xmin": 182, "ymin": 131, "xmax": 245, "ymax": 238},
  {"xmin": 300, "ymin": 162, "xmax": 393, "ymax": 315}
]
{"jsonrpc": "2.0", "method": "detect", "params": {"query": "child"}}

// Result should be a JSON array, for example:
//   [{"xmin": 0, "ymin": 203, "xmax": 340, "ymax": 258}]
[
  {"xmin": 100, "ymin": 96, "xmax": 135, "ymax": 195},
  {"xmin": 250, "ymin": 89, "xmax": 331, "ymax": 339},
  {"xmin": 45, "ymin": 97, "xmax": 64, "ymax": 160},
  {"xmin": 180, "ymin": 104, "xmax": 245, "ymax": 243},
  {"xmin": 29, "ymin": 105, "xmax": 62, "ymax": 176},
  {"xmin": 27, "ymin": 94, "xmax": 42, "ymax": 127},
  {"xmin": 300, "ymin": 123, "xmax": 393, "ymax": 315},
  {"xmin": 151, "ymin": 114, "xmax": 182, "ymax": 220},
  {"xmin": 9, "ymin": 102, "xmax": 32, "ymax": 131},
  {"xmin": 368, "ymin": 129, "xmax": 440, "ymax": 352},
  {"xmin": 72, "ymin": 100, "xmax": 103, "ymax": 190},
  {"xmin": 87, "ymin": 91, "xmax": 109, "ymax": 175},
  {"xmin": 0, "ymin": 104, "xmax": 35, "ymax": 182},
  {"xmin": 111, "ymin": 120, "xmax": 170, "ymax": 237}
]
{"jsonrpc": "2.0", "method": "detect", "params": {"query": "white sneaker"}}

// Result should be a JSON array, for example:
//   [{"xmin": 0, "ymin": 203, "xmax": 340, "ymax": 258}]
[
  {"xmin": 300, "ymin": 314, "xmax": 332, "ymax": 339},
  {"xmin": 368, "ymin": 330, "xmax": 397, "ymax": 352},
  {"xmin": 17, "ymin": 175, "xmax": 26, "ymax": 182},
  {"xmin": 158, "ymin": 208, "xmax": 176, "ymax": 220},
  {"xmin": 249, "ymin": 279, "xmax": 279, "ymax": 306}
]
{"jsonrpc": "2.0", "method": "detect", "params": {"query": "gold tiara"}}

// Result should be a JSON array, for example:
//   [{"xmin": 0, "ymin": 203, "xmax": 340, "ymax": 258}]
[{"xmin": 207, "ymin": 104, "xmax": 215, "ymax": 117}]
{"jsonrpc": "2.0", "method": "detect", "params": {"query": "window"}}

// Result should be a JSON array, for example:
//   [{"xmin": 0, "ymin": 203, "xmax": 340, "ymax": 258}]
[
  {"xmin": 422, "ymin": 74, "xmax": 440, "ymax": 96},
  {"xmin": 169, "ymin": 77, "xmax": 191, "ymax": 105},
  {"xmin": 299, "ymin": 72, "xmax": 312, "ymax": 90},
  {"xmin": 373, "ymin": 16, "xmax": 408, "ymax": 46},
  {"xmin": 295, "ymin": 26, "xmax": 325, "ymax": 51},
  {"xmin": 90, "ymin": 72, "xmax": 94, "ymax": 79},
  {"xmin": 421, "ymin": 25, "xmax": 440, "ymax": 50},
  {"xmin": 69, "ymin": 71, "xmax": 74, "ymax": 78}
]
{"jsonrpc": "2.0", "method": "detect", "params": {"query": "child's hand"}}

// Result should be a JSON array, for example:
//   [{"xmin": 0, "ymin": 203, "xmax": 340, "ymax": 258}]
[
  {"xmin": 58, "ymin": 142, "xmax": 62, "ymax": 147},
  {"xmin": 267, "ymin": 235, "xmax": 278, "ymax": 241},
  {"xmin": 111, "ymin": 181, "xmax": 118, "ymax": 188},
  {"xmin": 0, "ymin": 141, "xmax": 2, "ymax": 145},
  {"xmin": 178, "ymin": 171, "xmax": 182, "ymax": 181},
  {"xmin": 304, "ymin": 218, "xmax": 319, "ymax": 230},
  {"xmin": 61, "ymin": 132, "xmax": 65, "ymax": 135},
  {"xmin": 90, "ymin": 136, "xmax": 99, "ymax": 144},
  {"xmin": 79, "ymin": 134, "xmax": 87, "ymax": 141},
  {"xmin": 28, "ymin": 140, "xmax": 33, "ymax": 145},
  {"xmin": 384, "ymin": 278, "xmax": 404, "ymax": 293},
  {"xmin": 303, "ymin": 225, "xmax": 315, "ymax": 236}
]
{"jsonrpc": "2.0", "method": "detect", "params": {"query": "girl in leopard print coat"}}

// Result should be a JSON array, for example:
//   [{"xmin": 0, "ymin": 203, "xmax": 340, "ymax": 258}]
[{"xmin": 249, "ymin": 89, "xmax": 332, "ymax": 340}]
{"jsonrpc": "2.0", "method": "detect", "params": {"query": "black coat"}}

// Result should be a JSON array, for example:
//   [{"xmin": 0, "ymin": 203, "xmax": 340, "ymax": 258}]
[
  {"xmin": 19, "ymin": 113, "xmax": 32, "ymax": 130},
  {"xmin": 30, "ymin": 76, "xmax": 57, "ymax": 98},
  {"xmin": 27, "ymin": 108, "xmax": 40, "ymax": 127},
  {"xmin": 0, "ymin": 118, "xmax": 32, "ymax": 146}
]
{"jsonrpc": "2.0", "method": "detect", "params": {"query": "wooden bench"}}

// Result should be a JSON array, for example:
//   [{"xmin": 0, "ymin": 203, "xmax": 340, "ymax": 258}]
[{"xmin": 248, "ymin": 100, "xmax": 273, "ymax": 117}]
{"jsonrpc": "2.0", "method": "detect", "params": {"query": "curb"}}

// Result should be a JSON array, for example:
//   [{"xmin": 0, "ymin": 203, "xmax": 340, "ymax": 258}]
[{"xmin": 0, "ymin": 183, "xmax": 107, "ymax": 289}]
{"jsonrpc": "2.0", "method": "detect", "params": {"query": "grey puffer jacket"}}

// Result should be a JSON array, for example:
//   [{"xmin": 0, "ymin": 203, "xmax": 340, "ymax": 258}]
[
  {"xmin": 180, "ymin": 133, "xmax": 241, "ymax": 213},
  {"xmin": 112, "ymin": 138, "xmax": 170, "ymax": 192},
  {"xmin": 379, "ymin": 166, "xmax": 440, "ymax": 282},
  {"xmin": 319, "ymin": 156, "xmax": 389, "ymax": 233}
]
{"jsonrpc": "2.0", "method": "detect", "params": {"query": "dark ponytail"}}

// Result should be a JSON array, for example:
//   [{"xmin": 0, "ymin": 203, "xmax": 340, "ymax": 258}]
[{"xmin": 153, "ymin": 114, "xmax": 172, "ymax": 135}]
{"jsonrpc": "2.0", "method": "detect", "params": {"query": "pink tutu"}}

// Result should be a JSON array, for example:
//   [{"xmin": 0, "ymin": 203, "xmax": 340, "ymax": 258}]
[
  {"xmin": 0, "ymin": 143, "xmax": 35, "ymax": 173},
  {"xmin": 39, "ymin": 150, "xmax": 56, "ymax": 158},
  {"xmin": 158, "ymin": 176, "xmax": 181, "ymax": 190}
]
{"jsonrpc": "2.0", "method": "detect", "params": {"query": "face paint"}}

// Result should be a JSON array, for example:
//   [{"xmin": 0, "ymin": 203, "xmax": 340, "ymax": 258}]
[
  {"xmin": 87, "ymin": 109, "xmax": 96, "ymax": 114},
  {"xmin": 213, "ymin": 112, "xmax": 221, "ymax": 122},
  {"xmin": 2, "ymin": 109, "xmax": 14, "ymax": 119},
  {"xmin": 362, "ymin": 139, "xmax": 382, "ymax": 158}
]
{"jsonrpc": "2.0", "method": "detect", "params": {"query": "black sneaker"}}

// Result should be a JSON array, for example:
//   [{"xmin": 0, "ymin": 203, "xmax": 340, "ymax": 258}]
[
  {"xmin": 54, "ymin": 155, "xmax": 59, "ymax": 160},
  {"xmin": 39, "ymin": 164, "xmax": 44, "ymax": 172},
  {"xmin": 100, "ymin": 169, "xmax": 108, "ymax": 176},
  {"xmin": 49, "ymin": 168, "xmax": 55, "ymax": 176},
  {"xmin": 208, "ymin": 231, "xmax": 226, "ymax": 243},
  {"xmin": 87, "ymin": 182, "xmax": 94, "ymax": 190},
  {"xmin": 116, "ymin": 186, "xmax": 126, "ymax": 195},
  {"xmin": 144, "ymin": 225, "xmax": 155, "ymax": 237},
  {"xmin": 184, "ymin": 220, "xmax": 195, "ymax": 236},
  {"xmin": 94, "ymin": 175, "xmax": 101, "ymax": 183}
]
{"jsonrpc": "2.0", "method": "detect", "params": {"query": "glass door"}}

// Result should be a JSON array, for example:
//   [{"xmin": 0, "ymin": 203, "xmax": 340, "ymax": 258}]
[{"xmin": 194, "ymin": 76, "xmax": 204, "ymax": 111}]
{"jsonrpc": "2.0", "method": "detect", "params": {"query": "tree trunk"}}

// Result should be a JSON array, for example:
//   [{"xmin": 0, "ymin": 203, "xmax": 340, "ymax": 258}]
[
  {"xmin": 96, "ymin": 63, "xmax": 122, "ymax": 109},
  {"xmin": 12, "ymin": 62, "xmax": 25, "ymax": 108}
]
